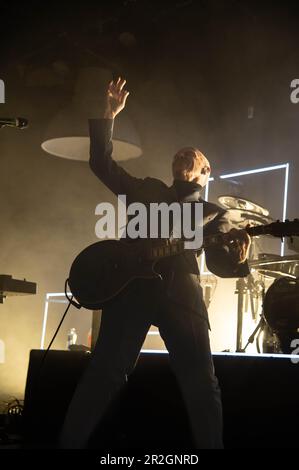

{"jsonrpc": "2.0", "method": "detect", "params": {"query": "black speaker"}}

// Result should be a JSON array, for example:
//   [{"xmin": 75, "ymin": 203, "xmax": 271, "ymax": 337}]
[
  {"xmin": 23, "ymin": 350, "xmax": 299, "ymax": 448},
  {"xmin": 23, "ymin": 350, "xmax": 192, "ymax": 448},
  {"xmin": 23, "ymin": 350, "xmax": 91, "ymax": 443}
]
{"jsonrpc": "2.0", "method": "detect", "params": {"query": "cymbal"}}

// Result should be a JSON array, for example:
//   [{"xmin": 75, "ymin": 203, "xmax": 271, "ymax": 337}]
[
  {"xmin": 224, "ymin": 208, "xmax": 273, "ymax": 228},
  {"xmin": 249, "ymin": 255, "xmax": 299, "ymax": 279},
  {"xmin": 218, "ymin": 195, "xmax": 270, "ymax": 217}
]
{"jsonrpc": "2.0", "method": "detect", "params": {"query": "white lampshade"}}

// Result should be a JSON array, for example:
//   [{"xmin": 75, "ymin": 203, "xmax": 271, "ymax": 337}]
[{"xmin": 41, "ymin": 67, "xmax": 142, "ymax": 161}]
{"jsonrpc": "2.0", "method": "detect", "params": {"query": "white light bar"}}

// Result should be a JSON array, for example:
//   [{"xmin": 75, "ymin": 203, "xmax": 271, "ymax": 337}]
[
  {"xmin": 200, "ymin": 178, "xmax": 214, "ymax": 277},
  {"xmin": 219, "ymin": 163, "xmax": 289, "ymax": 179},
  {"xmin": 281, "ymin": 163, "xmax": 290, "ymax": 256},
  {"xmin": 46, "ymin": 292, "xmax": 72, "ymax": 298},
  {"xmin": 41, "ymin": 292, "xmax": 71, "ymax": 349},
  {"xmin": 204, "ymin": 177, "xmax": 214, "ymax": 201},
  {"xmin": 40, "ymin": 299, "xmax": 49, "ymax": 350}
]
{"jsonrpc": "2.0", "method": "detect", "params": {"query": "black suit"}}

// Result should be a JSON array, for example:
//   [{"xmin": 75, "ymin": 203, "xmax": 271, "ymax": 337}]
[{"xmin": 60, "ymin": 119, "xmax": 249, "ymax": 449}]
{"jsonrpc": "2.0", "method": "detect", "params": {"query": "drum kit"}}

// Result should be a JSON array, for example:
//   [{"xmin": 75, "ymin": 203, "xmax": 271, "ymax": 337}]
[{"xmin": 218, "ymin": 195, "xmax": 299, "ymax": 354}]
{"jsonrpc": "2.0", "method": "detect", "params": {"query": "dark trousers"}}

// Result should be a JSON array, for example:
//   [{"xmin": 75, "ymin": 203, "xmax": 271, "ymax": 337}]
[{"xmin": 60, "ymin": 276, "xmax": 223, "ymax": 449}]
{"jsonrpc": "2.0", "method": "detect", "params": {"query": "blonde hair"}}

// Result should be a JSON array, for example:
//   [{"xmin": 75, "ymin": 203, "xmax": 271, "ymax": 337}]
[{"xmin": 172, "ymin": 147, "xmax": 209, "ymax": 181}]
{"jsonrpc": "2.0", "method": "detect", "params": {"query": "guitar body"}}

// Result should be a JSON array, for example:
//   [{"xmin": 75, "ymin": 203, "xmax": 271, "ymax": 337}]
[
  {"xmin": 68, "ymin": 220, "xmax": 299, "ymax": 310},
  {"xmin": 68, "ymin": 239, "xmax": 159, "ymax": 310}
]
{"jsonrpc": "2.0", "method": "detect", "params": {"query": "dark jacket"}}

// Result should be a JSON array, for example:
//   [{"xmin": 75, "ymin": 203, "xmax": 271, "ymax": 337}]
[{"xmin": 88, "ymin": 118, "xmax": 249, "ymax": 281}]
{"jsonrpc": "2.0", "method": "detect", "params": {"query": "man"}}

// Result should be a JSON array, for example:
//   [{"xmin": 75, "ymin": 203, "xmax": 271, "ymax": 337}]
[{"xmin": 60, "ymin": 77, "xmax": 250, "ymax": 449}]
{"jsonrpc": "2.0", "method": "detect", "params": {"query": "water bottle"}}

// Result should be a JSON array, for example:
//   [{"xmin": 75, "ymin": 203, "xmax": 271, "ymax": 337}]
[{"xmin": 67, "ymin": 328, "xmax": 77, "ymax": 350}]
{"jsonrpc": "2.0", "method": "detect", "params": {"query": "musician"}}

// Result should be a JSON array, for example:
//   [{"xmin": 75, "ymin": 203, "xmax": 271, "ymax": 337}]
[{"xmin": 60, "ymin": 77, "xmax": 251, "ymax": 449}]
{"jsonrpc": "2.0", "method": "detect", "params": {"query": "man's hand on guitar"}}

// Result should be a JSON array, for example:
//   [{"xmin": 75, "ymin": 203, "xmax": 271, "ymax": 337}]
[
  {"xmin": 103, "ymin": 77, "xmax": 130, "ymax": 119},
  {"xmin": 227, "ymin": 228, "xmax": 251, "ymax": 264}
]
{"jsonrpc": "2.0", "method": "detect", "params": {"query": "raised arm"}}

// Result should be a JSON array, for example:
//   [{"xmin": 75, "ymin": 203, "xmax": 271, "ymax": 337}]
[{"xmin": 89, "ymin": 77, "xmax": 143, "ymax": 196}]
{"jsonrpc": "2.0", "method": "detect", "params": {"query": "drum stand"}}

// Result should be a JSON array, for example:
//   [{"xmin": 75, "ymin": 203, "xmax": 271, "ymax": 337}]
[
  {"xmin": 235, "ymin": 278, "xmax": 247, "ymax": 352},
  {"xmin": 235, "ymin": 275, "xmax": 263, "ymax": 352},
  {"xmin": 239, "ymin": 285, "xmax": 280, "ymax": 354},
  {"xmin": 235, "ymin": 240, "xmax": 261, "ymax": 352},
  {"xmin": 240, "ymin": 311, "xmax": 281, "ymax": 353},
  {"xmin": 239, "ymin": 313, "xmax": 266, "ymax": 353}
]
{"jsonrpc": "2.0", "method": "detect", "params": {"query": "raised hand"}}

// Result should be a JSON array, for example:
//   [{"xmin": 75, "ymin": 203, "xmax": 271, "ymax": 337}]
[{"xmin": 103, "ymin": 77, "xmax": 130, "ymax": 119}]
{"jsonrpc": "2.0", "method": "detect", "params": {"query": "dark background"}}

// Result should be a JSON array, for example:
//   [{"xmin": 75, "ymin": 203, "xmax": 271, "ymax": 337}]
[{"xmin": 0, "ymin": 0, "xmax": 298, "ymax": 401}]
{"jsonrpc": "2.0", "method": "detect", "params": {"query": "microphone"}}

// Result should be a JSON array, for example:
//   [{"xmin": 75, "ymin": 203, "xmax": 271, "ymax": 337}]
[{"xmin": 0, "ymin": 117, "xmax": 29, "ymax": 129}]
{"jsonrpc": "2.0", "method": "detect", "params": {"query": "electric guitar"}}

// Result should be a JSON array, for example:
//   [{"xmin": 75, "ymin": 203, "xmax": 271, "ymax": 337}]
[{"xmin": 67, "ymin": 220, "xmax": 299, "ymax": 310}]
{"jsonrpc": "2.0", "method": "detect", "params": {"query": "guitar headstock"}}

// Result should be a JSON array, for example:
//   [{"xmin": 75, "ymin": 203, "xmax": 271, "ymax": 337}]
[{"xmin": 247, "ymin": 219, "xmax": 299, "ymax": 238}]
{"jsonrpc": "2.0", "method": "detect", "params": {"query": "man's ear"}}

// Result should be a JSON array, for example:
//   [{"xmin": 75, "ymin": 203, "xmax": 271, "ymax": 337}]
[{"xmin": 201, "ymin": 166, "xmax": 211, "ymax": 175}]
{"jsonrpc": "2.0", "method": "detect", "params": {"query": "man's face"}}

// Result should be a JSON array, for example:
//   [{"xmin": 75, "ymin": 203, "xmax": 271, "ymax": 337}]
[{"xmin": 172, "ymin": 147, "xmax": 211, "ymax": 187}]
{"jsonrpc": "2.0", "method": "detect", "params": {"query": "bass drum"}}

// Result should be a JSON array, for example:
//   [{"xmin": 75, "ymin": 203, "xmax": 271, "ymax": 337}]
[{"xmin": 263, "ymin": 277, "xmax": 299, "ymax": 353}]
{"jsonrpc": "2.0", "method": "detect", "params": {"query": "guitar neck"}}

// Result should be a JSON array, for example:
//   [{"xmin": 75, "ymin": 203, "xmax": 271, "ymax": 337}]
[
  {"xmin": 150, "ymin": 239, "xmax": 185, "ymax": 259},
  {"xmin": 149, "ymin": 220, "xmax": 299, "ymax": 261},
  {"xmin": 150, "ymin": 232, "xmax": 228, "ymax": 260}
]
